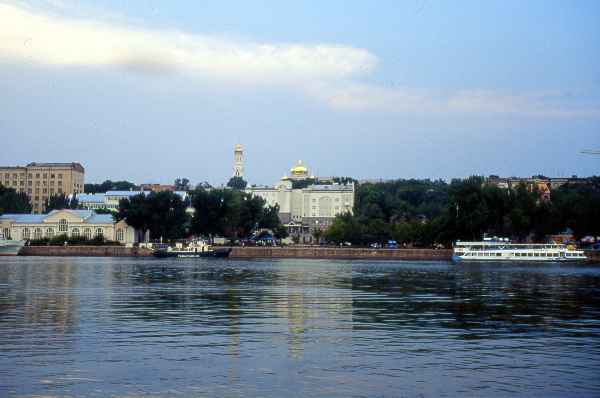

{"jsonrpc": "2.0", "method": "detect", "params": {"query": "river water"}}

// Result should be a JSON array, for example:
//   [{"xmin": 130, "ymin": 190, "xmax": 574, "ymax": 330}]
[{"xmin": 1, "ymin": 257, "xmax": 600, "ymax": 397}]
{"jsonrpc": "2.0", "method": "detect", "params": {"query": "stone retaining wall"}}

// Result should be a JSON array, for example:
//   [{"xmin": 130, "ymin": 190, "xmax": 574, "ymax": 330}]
[
  {"xmin": 20, "ymin": 246, "xmax": 153, "ymax": 257},
  {"xmin": 17, "ymin": 245, "xmax": 600, "ymax": 262},
  {"xmin": 230, "ymin": 247, "xmax": 453, "ymax": 260}
]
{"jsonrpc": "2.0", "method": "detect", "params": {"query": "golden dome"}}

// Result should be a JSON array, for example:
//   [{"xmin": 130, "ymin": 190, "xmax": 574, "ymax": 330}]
[
  {"xmin": 234, "ymin": 144, "xmax": 243, "ymax": 152},
  {"xmin": 290, "ymin": 160, "xmax": 308, "ymax": 175}
]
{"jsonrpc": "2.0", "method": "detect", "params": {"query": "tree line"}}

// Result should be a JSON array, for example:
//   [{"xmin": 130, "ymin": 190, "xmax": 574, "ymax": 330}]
[
  {"xmin": 0, "ymin": 185, "xmax": 31, "ymax": 215},
  {"xmin": 116, "ymin": 188, "xmax": 286, "ymax": 242},
  {"xmin": 324, "ymin": 176, "xmax": 600, "ymax": 246},
  {"xmin": 84, "ymin": 180, "xmax": 138, "ymax": 194}
]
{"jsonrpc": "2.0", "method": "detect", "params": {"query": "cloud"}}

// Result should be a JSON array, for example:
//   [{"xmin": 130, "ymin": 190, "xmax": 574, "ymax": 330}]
[
  {"xmin": 306, "ymin": 82, "xmax": 600, "ymax": 119},
  {"xmin": 0, "ymin": 3, "xmax": 377, "ymax": 81},
  {"xmin": 1, "ymin": 2, "xmax": 598, "ymax": 119}
]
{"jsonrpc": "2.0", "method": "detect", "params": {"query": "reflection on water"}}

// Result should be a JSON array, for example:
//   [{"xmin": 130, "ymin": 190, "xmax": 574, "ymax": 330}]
[{"xmin": 1, "ymin": 257, "xmax": 600, "ymax": 397}]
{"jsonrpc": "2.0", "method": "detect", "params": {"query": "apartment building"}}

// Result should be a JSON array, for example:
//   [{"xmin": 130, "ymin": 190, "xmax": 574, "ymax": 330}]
[{"xmin": 0, "ymin": 162, "xmax": 85, "ymax": 213}]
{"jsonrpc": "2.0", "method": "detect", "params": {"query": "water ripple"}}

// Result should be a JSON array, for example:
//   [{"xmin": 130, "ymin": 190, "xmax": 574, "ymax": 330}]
[{"xmin": 0, "ymin": 257, "xmax": 599, "ymax": 397}]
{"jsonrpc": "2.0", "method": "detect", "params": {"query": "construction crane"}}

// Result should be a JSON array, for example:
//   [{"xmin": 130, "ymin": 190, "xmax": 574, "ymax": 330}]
[{"xmin": 580, "ymin": 149, "xmax": 600, "ymax": 155}]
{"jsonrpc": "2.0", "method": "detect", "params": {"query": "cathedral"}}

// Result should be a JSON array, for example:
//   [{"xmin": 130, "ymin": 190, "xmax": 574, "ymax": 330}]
[{"xmin": 245, "ymin": 155, "xmax": 354, "ymax": 243}]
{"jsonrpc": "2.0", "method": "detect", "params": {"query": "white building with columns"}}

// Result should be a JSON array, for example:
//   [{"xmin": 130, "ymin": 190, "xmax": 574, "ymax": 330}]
[{"xmin": 0, "ymin": 209, "xmax": 139, "ymax": 245}]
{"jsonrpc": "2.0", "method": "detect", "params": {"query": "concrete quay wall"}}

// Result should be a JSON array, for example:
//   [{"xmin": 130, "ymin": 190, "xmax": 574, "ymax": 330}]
[
  {"xmin": 586, "ymin": 250, "xmax": 600, "ymax": 262},
  {"xmin": 230, "ymin": 247, "xmax": 453, "ymax": 260},
  {"xmin": 16, "ymin": 246, "xmax": 600, "ymax": 262},
  {"xmin": 20, "ymin": 246, "xmax": 153, "ymax": 257}
]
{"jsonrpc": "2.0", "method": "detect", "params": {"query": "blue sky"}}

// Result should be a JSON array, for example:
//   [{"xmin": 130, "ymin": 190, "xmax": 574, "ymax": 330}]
[{"xmin": 1, "ymin": 0, "xmax": 599, "ymax": 185}]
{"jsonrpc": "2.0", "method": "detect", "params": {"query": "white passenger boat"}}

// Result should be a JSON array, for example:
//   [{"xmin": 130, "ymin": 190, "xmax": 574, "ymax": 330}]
[
  {"xmin": 0, "ymin": 232, "xmax": 25, "ymax": 256},
  {"xmin": 453, "ymin": 239, "xmax": 587, "ymax": 262}
]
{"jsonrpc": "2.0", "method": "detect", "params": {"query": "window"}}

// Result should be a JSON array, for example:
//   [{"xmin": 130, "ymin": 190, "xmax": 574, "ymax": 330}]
[
  {"xmin": 116, "ymin": 229, "xmax": 124, "ymax": 241},
  {"xmin": 59, "ymin": 219, "xmax": 68, "ymax": 232},
  {"xmin": 71, "ymin": 228, "xmax": 80, "ymax": 238},
  {"xmin": 51, "ymin": 174, "xmax": 55, "ymax": 178},
  {"xmin": 46, "ymin": 228, "xmax": 54, "ymax": 238},
  {"xmin": 34, "ymin": 228, "xmax": 42, "ymax": 240},
  {"xmin": 58, "ymin": 173, "xmax": 63, "ymax": 179},
  {"xmin": 95, "ymin": 228, "xmax": 104, "ymax": 239},
  {"xmin": 35, "ymin": 173, "xmax": 40, "ymax": 178},
  {"xmin": 22, "ymin": 228, "xmax": 30, "ymax": 239},
  {"xmin": 84, "ymin": 228, "xmax": 91, "ymax": 240},
  {"xmin": 2, "ymin": 228, "xmax": 10, "ymax": 240}
]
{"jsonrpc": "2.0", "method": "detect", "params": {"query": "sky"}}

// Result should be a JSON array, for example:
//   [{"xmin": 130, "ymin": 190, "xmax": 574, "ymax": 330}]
[{"xmin": 1, "ymin": 0, "xmax": 599, "ymax": 185}]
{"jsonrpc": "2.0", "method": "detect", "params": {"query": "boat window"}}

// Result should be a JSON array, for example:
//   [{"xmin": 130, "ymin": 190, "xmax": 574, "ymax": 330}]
[{"xmin": 496, "ymin": 253, "xmax": 502, "ymax": 256}]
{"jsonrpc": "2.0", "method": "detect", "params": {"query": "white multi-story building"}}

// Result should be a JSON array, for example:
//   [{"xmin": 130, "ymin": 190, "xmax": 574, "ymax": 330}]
[{"xmin": 247, "ymin": 160, "xmax": 354, "ymax": 242}]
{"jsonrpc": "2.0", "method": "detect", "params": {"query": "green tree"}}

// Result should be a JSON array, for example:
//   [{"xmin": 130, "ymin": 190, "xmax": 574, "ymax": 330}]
[
  {"xmin": 44, "ymin": 193, "xmax": 78, "ymax": 212},
  {"xmin": 117, "ymin": 191, "xmax": 188, "ymax": 241},
  {"xmin": 312, "ymin": 228, "xmax": 323, "ymax": 244},
  {"xmin": 227, "ymin": 176, "xmax": 247, "ymax": 190},
  {"xmin": 174, "ymin": 178, "xmax": 191, "ymax": 191},
  {"xmin": 238, "ymin": 193, "xmax": 265, "ymax": 238},
  {"xmin": 190, "ymin": 188, "xmax": 231, "ymax": 240},
  {"xmin": 259, "ymin": 204, "xmax": 281, "ymax": 229},
  {"xmin": 190, "ymin": 188, "xmax": 285, "ymax": 241},
  {"xmin": 85, "ymin": 180, "xmax": 138, "ymax": 193},
  {"xmin": 0, "ymin": 184, "xmax": 32, "ymax": 215},
  {"xmin": 273, "ymin": 225, "xmax": 289, "ymax": 240}
]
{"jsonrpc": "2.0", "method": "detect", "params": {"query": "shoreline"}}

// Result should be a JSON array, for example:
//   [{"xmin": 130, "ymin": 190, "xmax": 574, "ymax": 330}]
[{"xmin": 13, "ymin": 245, "xmax": 600, "ymax": 262}]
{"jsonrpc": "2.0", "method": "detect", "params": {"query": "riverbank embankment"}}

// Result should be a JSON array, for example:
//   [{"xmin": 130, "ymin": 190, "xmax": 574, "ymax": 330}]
[
  {"xmin": 16, "ymin": 246, "xmax": 600, "ymax": 262},
  {"xmin": 20, "ymin": 246, "xmax": 153, "ymax": 257},
  {"xmin": 19, "ymin": 246, "xmax": 452, "ymax": 260},
  {"xmin": 230, "ymin": 246, "xmax": 453, "ymax": 260}
]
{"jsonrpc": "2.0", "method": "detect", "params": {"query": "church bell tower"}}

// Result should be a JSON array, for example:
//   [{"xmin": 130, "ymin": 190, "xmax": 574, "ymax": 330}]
[{"xmin": 233, "ymin": 144, "xmax": 244, "ymax": 178}]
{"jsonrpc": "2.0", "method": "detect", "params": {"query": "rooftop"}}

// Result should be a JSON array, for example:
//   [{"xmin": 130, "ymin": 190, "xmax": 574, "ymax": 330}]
[
  {"xmin": 0, "ymin": 209, "xmax": 114, "ymax": 224},
  {"xmin": 76, "ymin": 193, "xmax": 105, "ymax": 203},
  {"xmin": 26, "ymin": 162, "xmax": 85, "ymax": 172}
]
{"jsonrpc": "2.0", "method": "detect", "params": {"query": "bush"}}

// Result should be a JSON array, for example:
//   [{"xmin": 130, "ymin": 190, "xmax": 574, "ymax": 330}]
[{"xmin": 27, "ymin": 235, "xmax": 121, "ymax": 246}]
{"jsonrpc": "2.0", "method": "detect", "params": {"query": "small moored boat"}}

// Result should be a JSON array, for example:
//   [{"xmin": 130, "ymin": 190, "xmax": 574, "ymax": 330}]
[{"xmin": 153, "ymin": 240, "xmax": 232, "ymax": 258}]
